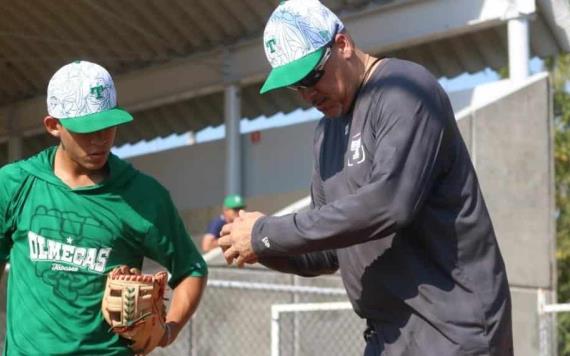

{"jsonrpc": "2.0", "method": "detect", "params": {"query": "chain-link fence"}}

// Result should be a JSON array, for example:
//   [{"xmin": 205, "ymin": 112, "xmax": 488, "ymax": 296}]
[
  {"xmin": 172, "ymin": 267, "xmax": 364, "ymax": 356},
  {"xmin": 0, "ymin": 266, "xmax": 559, "ymax": 355},
  {"xmin": 0, "ymin": 265, "xmax": 363, "ymax": 356},
  {"xmin": 271, "ymin": 301, "xmax": 357, "ymax": 356}
]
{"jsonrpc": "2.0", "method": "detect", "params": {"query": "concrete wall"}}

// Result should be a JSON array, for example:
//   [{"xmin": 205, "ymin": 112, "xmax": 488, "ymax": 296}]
[
  {"xmin": 458, "ymin": 76, "xmax": 554, "ymax": 289},
  {"xmin": 454, "ymin": 75, "xmax": 555, "ymax": 356},
  {"xmin": 128, "ymin": 120, "xmax": 318, "ymax": 247},
  {"xmin": 128, "ymin": 120, "xmax": 318, "ymax": 212}
]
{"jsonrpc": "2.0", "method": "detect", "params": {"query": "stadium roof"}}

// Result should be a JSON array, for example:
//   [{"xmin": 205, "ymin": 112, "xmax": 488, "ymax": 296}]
[{"xmin": 1, "ymin": 0, "xmax": 569, "ymax": 162}]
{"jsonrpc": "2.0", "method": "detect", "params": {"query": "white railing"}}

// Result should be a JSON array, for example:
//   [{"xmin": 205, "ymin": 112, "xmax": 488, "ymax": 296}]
[
  {"xmin": 270, "ymin": 301, "xmax": 353, "ymax": 356},
  {"xmin": 207, "ymin": 279, "xmax": 346, "ymax": 296},
  {"xmin": 198, "ymin": 278, "xmax": 354, "ymax": 356},
  {"xmin": 538, "ymin": 289, "xmax": 561, "ymax": 356}
]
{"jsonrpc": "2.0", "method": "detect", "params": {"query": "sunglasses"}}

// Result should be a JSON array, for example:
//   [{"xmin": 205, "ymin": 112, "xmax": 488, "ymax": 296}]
[{"xmin": 288, "ymin": 45, "xmax": 332, "ymax": 91}]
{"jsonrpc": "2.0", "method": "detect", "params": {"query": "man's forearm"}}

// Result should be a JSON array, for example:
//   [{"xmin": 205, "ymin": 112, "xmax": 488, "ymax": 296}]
[
  {"xmin": 165, "ymin": 275, "xmax": 207, "ymax": 343},
  {"xmin": 259, "ymin": 250, "xmax": 339, "ymax": 277}
]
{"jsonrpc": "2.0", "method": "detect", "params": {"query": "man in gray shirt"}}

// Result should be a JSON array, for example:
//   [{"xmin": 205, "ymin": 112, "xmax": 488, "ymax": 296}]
[{"xmin": 218, "ymin": 1, "xmax": 513, "ymax": 355}]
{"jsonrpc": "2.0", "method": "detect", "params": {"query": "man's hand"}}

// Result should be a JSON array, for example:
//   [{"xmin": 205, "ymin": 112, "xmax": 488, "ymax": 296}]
[{"xmin": 219, "ymin": 210, "xmax": 265, "ymax": 267}]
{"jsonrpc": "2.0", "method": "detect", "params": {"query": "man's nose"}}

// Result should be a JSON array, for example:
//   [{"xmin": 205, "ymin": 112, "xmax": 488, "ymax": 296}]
[{"xmin": 299, "ymin": 87, "xmax": 316, "ymax": 101}]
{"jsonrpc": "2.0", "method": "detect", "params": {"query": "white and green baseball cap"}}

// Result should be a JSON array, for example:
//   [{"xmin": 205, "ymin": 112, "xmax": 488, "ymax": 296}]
[
  {"xmin": 260, "ymin": 0, "xmax": 344, "ymax": 94},
  {"xmin": 47, "ymin": 60, "xmax": 133, "ymax": 133}
]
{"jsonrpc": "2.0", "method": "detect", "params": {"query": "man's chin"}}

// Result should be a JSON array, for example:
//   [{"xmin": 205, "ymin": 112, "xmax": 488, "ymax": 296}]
[{"xmin": 318, "ymin": 106, "xmax": 343, "ymax": 118}]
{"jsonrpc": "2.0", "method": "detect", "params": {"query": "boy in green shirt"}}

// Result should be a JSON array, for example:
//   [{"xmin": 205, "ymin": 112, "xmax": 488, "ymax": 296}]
[{"xmin": 0, "ymin": 61, "xmax": 207, "ymax": 355}]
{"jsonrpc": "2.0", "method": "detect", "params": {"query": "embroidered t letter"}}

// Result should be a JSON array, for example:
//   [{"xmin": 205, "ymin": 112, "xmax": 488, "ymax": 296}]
[
  {"xmin": 266, "ymin": 39, "xmax": 277, "ymax": 53},
  {"xmin": 90, "ymin": 85, "xmax": 105, "ymax": 99}
]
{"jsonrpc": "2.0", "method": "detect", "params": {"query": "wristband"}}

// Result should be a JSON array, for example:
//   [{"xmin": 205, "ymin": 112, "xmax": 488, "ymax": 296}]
[{"xmin": 165, "ymin": 323, "xmax": 173, "ymax": 346}]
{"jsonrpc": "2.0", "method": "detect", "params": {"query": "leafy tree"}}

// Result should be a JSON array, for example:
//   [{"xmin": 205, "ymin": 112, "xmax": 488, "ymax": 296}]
[{"xmin": 545, "ymin": 54, "xmax": 570, "ymax": 355}]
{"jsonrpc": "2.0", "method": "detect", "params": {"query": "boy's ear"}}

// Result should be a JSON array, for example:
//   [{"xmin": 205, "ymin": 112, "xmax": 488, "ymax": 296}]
[{"xmin": 43, "ymin": 116, "xmax": 61, "ymax": 138}]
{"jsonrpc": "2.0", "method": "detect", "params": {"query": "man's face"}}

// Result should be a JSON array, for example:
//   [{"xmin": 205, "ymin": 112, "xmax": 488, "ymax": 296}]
[
  {"xmin": 223, "ymin": 207, "xmax": 240, "ymax": 223},
  {"xmin": 295, "ymin": 40, "xmax": 352, "ymax": 118},
  {"xmin": 57, "ymin": 124, "xmax": 117, "ymax": 171}
]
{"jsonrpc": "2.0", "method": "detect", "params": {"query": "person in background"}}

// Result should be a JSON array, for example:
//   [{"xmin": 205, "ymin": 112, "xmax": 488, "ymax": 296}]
[{"xmin": 201, "ymin": 194, "xmax": 246, "ymax": 252}]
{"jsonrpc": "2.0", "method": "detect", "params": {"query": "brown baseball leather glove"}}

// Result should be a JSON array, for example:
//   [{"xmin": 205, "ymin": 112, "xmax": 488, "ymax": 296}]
[{"xmin": 102, "ymin": 266, "xmax": 168, "ymax": 355}]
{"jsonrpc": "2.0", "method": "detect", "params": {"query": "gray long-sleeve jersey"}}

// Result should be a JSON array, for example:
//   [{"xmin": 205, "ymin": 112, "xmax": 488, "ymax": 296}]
[{"xmin": 251, "ymin": 58, "xmax": 513, "ymax": 355}]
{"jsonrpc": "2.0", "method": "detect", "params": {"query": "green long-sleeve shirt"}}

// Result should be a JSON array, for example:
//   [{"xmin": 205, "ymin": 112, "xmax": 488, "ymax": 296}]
[{"xmin": 0, "ymin": 147, "xmax": 206, "ymax": 355}]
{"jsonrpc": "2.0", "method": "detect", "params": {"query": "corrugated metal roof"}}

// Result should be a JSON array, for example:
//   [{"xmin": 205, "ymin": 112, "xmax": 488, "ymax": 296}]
[
  {"xmin": 0, "ymin": 0, "xmax": 569, "ymax": 163},
  {"xmin": 0, "ymin": 0, "xmax": 380, "ymax": 107},
  {"xmin": 0, "ymin": 0, "xmax": 261, "ymax": 105}
]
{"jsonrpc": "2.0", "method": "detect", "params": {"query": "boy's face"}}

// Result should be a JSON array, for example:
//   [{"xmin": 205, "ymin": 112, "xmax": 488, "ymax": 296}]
[
  {"xmin": 60, "ymin": 124, "xmax": 117, "ymax": 171},
  {"xmin": 46, "ymin": 117, "xmax": 117, "ymax": 171}
]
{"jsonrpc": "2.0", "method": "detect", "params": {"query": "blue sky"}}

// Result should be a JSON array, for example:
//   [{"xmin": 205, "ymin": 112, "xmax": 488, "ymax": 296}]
[{"xmin": 112, "ymin": 58, "xmax": 543, "ymax": 159}]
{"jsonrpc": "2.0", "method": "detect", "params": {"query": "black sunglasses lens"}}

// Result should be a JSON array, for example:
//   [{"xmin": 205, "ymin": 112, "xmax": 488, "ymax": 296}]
[
  {"xmin": 297, "ymin": 69, "xmax": 324, "ymax": 88},
  {"xmin": 290, "ymin": 38, "xmax": 333, "ymax": 90}
]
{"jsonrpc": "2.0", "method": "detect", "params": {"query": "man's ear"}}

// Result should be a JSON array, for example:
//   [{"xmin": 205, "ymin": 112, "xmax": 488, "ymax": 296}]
[
  {"xmin": 335, "ymin": 33, "xmax": 354, "ymax": 59},
  {"xmin": 43, "ymin": 116, "xmax": 61, "ymax": 138}
]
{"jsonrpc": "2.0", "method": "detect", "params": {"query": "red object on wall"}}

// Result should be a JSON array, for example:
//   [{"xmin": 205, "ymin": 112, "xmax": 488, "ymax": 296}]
[{"xmin": 250, "ymin": 131, "xmax": 262, "ymax": 144}]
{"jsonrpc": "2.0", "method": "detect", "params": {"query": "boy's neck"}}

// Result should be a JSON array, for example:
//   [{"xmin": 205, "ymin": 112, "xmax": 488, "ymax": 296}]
[{"xmin": 53, "ymin": 146, "xmax": 109, "ymax": 189}]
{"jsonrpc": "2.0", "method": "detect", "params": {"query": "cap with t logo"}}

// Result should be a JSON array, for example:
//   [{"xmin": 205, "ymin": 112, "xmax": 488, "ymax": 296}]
[
  {"xmin": 260, "ymin": 0, "xmax": 344, "ymax": 94},
  {"xmin": 47, "ymin": 60, "xmax": 133, "ymax": 133}
]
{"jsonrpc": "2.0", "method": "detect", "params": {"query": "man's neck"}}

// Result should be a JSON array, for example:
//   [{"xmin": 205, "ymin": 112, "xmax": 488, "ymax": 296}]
[
  {"xmin": 53, "ymin": 146, "xmax": 109, "ymax": 189},
  {"xmin": 344, "ymin": 52, "xmax": 377, "ymax": 114}
]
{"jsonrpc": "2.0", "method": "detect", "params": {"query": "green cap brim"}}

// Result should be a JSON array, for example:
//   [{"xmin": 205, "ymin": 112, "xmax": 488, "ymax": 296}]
[
  {"xmin": 225, "ymin": 202, "xmax": 245, "ymax": 209},
  {"xmin": 59, "ymin": 107, "xmax": 133, "ymax": 133},
  {"xmin": 260, "ymin": 47, "xmax": 325, "ymax": 94}
]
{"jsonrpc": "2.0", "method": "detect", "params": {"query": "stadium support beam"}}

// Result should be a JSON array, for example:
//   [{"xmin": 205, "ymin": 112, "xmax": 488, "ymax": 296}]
[
  {"xmin": 223, "ymin": 47, "xmax": 243, "ymax": 197},
  {"xmin": 509, "ymin": 17, "xmax": 530, "ymax": 81},
  {"xmin": 508, "ymin": 0, "xmax": 534, "ymax": 81},
  {"xmin": 8, "ymin": 135, "xmax": 22, "ymax": 163},
  {"xmin": 224, "ymin": 84, "xmax": 242, "ymax": 196},
  {"xmin": 2, "ymin": 109, "xmax": 22, "ymax": 162}
]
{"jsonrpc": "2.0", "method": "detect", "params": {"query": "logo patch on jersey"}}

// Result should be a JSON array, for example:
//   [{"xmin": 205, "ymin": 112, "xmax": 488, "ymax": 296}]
[
  {"xmin": 348, "ymin": 132, "xmax": 365, "ymax": 166},
  {"xmin": 26, "ymin": 206, "xmax": 114, "ymax": 303},
  {"xmin": 28, "ymin": 206, "xmax": 113, "ymax": 274},
  {"xmin": 28, "ymin": 231, "xmax": 110, "ymax": 273}
]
